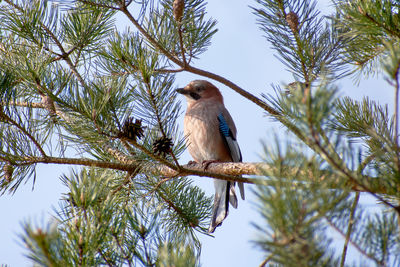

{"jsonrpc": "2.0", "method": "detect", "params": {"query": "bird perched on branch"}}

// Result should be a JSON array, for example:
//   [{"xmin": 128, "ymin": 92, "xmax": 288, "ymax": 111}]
[{"xmin": 176, "ymin": 80, "xmax": 245, "ymax": 233}]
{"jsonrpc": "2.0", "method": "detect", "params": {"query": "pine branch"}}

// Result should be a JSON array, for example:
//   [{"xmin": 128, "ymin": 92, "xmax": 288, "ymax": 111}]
[
  {"xmin": 0, "ymin": 147, "xmax": 391, "ymax": 195},
  {"xmin": 10, "ymin": 155, "xmax": 138, "ymax": 172},
  {"xmin": 3, "ymin": 101, "xmax": 46, "ymax": 109}
]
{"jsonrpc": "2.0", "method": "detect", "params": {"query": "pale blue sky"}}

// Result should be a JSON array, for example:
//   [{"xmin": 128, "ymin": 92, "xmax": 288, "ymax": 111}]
[{"xmin": 0, "ymin": 1, "xmax": 393, "ymax": 266}]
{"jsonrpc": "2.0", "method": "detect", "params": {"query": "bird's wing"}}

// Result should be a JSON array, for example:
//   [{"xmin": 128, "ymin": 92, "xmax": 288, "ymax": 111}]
[
  {"xmin": 217, "ymin": 112, "xmax": 242, "ymax": 162},
  {"xmin": 218, "ymin": 111, "xmax": 245, "ymax": 202}
]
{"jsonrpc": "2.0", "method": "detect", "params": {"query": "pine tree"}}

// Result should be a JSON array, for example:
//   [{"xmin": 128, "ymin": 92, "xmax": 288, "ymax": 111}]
[{"xmin": 0, "ymin": 0, "xmax": 399, "ymax": 266}]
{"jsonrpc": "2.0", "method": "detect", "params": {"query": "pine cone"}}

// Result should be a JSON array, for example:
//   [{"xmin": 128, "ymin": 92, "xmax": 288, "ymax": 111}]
[
  {"xmin": 119, "ymin": 117, "xmax": 145, "ymax": 141},
  {"xmin": 152, "ymin": 137, "xmax": 173, "ymax": 156},
  {"xmin": 173, "ymin": 0, "xmax": 184, "ymax": 23},
  {"xmin": 3, "ymin": 163, "xmax": 14, "ymax": 182},
  {"xmin": 286, "ymin": 11, "xmax": 299, "ymax": 33}
]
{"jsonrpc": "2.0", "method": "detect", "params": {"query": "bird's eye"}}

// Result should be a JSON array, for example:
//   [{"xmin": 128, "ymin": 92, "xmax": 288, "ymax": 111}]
[{"xmin": 195, "ymin": 85, "xmax": 204, "ymax": 92}]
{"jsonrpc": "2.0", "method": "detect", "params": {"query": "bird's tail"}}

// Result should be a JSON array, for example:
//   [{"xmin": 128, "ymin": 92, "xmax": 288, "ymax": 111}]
[{"xmin": 208, "ymin": 180, "xmax": 238, "ymax": 233}]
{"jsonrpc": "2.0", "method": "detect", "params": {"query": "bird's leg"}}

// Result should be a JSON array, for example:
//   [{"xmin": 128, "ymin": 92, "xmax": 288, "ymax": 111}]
[{"xmin": 201, "ymin": 160, "xmax": 220, "ymax": 170}]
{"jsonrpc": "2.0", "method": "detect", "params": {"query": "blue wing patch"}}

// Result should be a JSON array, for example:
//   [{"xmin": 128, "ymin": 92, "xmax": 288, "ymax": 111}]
[
  {"xmin": 217, "ymin": 113, "xmax": 231, "ymax": 138},
  {"xmin": 217, "ymin": 113, "xmax": 242, "ymax": 162}
]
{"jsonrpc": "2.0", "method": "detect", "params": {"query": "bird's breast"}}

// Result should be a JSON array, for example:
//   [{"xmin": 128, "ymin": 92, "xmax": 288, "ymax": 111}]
[{"xmin": 183, "ymin": 104, "xmax": 231, "ymax": 162}]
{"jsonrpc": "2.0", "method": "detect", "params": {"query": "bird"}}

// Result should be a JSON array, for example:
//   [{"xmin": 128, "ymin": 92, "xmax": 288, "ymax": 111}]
[{"xmin": 176, "ymin": 80, "xmax": 245, "ymax": 233}]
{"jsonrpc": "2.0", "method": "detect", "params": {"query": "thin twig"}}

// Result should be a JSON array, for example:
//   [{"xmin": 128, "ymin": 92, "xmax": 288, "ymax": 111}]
[
  {"xmin": 394, "ymin": 64, "xmax": 400, "ymax": 171},
  {"xmin": 177, "ymin": 24, "xmax": 187, "ymax": 67},
  {"xmin": 111, "ymin": 169, "xmax": 140, "ymax": 195},
  {"xmin": 326, "ymin": 216, "xmax": 379, "ymax": 263},
  {"xmin": 157, "ymin": 188, "xmax": 186, "ymax": 220},
  {"xmin": 340, "ymin": 192, "xmax": 360, "ymax": 267},
  {"xmin": 98, "ymin": 249, "xmax": 114, "ymax": 267},
  {"xmin": 119, "ymin": 3, "xmax": 181, "ymax": 66},
  {"xmin": 112, "ymin": 232, "xmax": 133, "ymax": 266},
  {"xmin": 78, "ymin": 0, "xmax": 120, "ymax": 11},
  {"xmin": 259, "ymin": 254, "xmax": 274, "ymax": 267},
  {"xmin": 142, "ymin": 176, "xmax": 173, "ymax": 199},
  {"xmin": 392, "ymin": 55, "xmax": 400, "ymax": 236},
  {"xmin": 140, "ymin": 234, "xmax": 153, "ymax": 267},
  {"xmin": 1, "ymin": 112, "xmax": 47, "ymax": 158}
]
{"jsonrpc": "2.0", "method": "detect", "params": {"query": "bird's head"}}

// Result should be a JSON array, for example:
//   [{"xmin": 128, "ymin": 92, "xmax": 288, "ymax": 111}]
[{"xmin": 176, "ymin": 80, "xmax": 223, "ymax": 105}]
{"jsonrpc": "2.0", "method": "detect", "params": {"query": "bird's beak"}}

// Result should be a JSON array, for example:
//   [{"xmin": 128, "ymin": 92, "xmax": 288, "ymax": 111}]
[{"xmin": 176, "ymin": 88, "xmax": 187, "ymax": 95}]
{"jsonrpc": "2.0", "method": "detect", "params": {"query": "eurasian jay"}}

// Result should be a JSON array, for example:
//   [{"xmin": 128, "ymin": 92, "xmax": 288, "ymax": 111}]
[{"xmin": 176, "ymin": 80, "xmax": 245, "ymax": 233}]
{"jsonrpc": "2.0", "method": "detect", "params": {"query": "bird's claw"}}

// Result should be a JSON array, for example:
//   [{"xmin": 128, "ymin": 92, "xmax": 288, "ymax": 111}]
[
  {"xmin": 187, "ymin": 160, "xmax": 197, "ymax": 167},
  {"xmin": 201, "ymin": 160, "xmax": 219, "ymax": 170}
]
